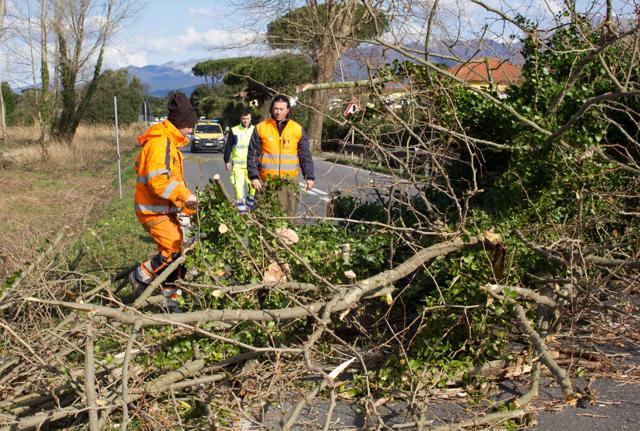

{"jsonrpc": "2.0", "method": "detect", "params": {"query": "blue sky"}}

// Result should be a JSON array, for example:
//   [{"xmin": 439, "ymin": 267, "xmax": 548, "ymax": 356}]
[
  {"xmin": 2, "ymin": 0, "xmax": 636, "ymax": 87},
  {"xmin": 103, "ymin": 0, "xmax": 267, "ymax": 69},
  {"xmin": 1, "ymin": 0, "xmax": 270, "ymax": 86}
]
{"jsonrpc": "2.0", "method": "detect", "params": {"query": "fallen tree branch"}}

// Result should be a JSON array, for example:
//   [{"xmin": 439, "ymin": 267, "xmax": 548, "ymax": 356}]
[
  {"xmin": 27, "ymin": 236, "xmax": 485, "ymax": 326},
  {"xmin": 583, "ymin": 255, "xmax": 640, "ymax": 269},
  {"xmin": 84, "ymin": 318, "xmax": 99, "ymax": 431},
  {"xmin": 548, "ymin": 90, "xmax": 640, "ymax": 143},
  {"xmin": 0, "ymin": 227, "xmax": 68, "ymax": 308},
  {"xmin": 132, "ymin": 242, "xmax": 196, "ymax": 308},
  {"xmin": 295, "ymin": 76, "xmax": 392, "ymax": 92},
  {"xmin": 119, "ymin": 320, "xmax": 141, "ymax": 431},
  {"xmin": 0, "ymin": 359, "xmax": 207, "ymax": 431},
  {"xmin": 177, "ymin": 280, "xmax": 318, "ymax": 295},
  {"xmin": 513, "ymin": 302, "xmax": 574, "ymax": 399},
  {"xmin": 483, "ymin": 284, "xmax": 558, "ymax": 308},
  {"xmin": 512, "ymin": 230, "xmax": 566, "ymax": 265},
  {"xmin": 212, "ymin": 174, "xmax": 232, "ymax": 204}
]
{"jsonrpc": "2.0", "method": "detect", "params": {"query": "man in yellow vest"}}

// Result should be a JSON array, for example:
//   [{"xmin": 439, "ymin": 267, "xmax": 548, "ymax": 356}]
[
  {"xmin": 247, "ymin": 95, "xmax": 315, "ymax": 216},
  {"xmin": 223, "ymin": 108, "xmax": 256, "ymax": 214},
  {"xmin": 130, "ymin": 92, "xmax": 198, "ymax": 313}
]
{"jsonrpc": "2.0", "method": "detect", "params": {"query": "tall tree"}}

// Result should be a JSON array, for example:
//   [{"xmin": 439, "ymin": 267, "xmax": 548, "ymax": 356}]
[
  {"xmin": 83, "ymin": 69, "xmax": 144, "ymax": 124},
  {"xmin": 0, "ymin": 82, "xmax": 17, "ymax": 126},
  {"xmin": 39, "ymin": 0, "xmax": 51, "ymax": 157},
  {"xmin": 266, "ymin": 1, "xmax": 387, "ymax": 149},
  {"xmin": 192, "ymin": 57, "xmax": 249, "ymax": 87},
  {"xmin": 52, "ymin": 0, "xmax": 133, "ymax": 141},
  {"xmin": 223, "ymin": 54, "xmax": 314, "ymax": 107}
]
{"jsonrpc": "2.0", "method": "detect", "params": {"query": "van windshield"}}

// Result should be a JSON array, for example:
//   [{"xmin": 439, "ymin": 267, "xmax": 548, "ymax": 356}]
[{"xmin": 195, "ymin": 124, "xmax": 222, "ymax": 134}]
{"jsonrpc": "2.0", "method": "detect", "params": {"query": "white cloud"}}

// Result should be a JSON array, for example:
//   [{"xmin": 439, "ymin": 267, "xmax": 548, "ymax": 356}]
[
  {"xmin": 176, "ymin": 25, "xmax": 260, "ymax": 51},
  {"xmin": 95, "ymin": 23, "xmax": 268, "ymax": 71},
  {"xmin": 187, "ymin": 7, "xmax": 227, "ymax": 19},
  {"xmin": 104, "ymin": 44, "xmax": 148, "ymax": 69},
  {"xmin": 134, "ymin": 25, "xmax": 263, "ymax": 63}
]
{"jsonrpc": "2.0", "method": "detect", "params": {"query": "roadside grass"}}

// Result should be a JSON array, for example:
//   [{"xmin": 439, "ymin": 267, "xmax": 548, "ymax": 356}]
[
  {"xmin": 0, "ymin": 124, "xmax": 147, "ymax": 281},
  {"xmin": 69, "ymin": 148, "xmax": 154, "ymax": 279}
]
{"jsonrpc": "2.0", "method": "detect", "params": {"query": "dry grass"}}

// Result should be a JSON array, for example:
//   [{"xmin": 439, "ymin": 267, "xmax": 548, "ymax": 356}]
[
  {"xmin": 2, "ymin": 124, "xmax": 143, "ymax": 169},
  {"xmin": 0, "ymin": 123, "xmax": 146, "ymax": 280}
]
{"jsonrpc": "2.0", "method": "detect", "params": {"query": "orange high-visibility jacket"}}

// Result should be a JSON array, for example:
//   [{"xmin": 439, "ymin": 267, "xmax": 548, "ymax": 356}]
[
  {"xmin": 134, "ymin": 120, "xmax": 193, "ymax": 217},
  {"xmin": 255, "ymin": 118, "xmax": 302, "ymax": 180}
]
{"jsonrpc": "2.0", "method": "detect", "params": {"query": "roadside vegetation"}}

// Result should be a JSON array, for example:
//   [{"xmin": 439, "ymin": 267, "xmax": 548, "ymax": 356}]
[
  {"xmin": 0, "ymin": 124, "xmax": 144, "ymax": 280},
  {"xmin": 1, "ymin": 1, "xmax": 639, "ymax": 430}
]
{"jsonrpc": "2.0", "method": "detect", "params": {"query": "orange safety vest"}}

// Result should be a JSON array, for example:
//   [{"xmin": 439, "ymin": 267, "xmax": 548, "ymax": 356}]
[
  {"xmin": 134, "ymin": 120, "xmax": 193, "ymax": 218},
  {"xmin": 255, "ymin": 118, "xmax": 302, "ymax": 180}
]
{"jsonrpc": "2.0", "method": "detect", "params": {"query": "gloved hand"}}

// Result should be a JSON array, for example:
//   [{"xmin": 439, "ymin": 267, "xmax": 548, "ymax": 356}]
[
  {"xmin": 181, "ymin": 207, "xmax": 196, "ymax": 217},
  {"xmin": 184, "ymin": 193, "xmax": 198, "ymax": 210},
  {"xmin": 177, "ymin": 213, "xmax": 191, "ymax": 228}
]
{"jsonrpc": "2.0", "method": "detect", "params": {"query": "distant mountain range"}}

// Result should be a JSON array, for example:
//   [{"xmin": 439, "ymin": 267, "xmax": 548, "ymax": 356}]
[
  {"xmin": 125, "ymin": 40, "xmax": 524, "ymax": 97},
  {"xmin": 126, "ymin": 60, "xmax": 207, "ymax": 97}
]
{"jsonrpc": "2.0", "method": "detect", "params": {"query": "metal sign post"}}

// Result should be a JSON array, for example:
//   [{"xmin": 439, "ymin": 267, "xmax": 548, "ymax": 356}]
[{"xmin": 114, "ymin": 96, "xmax": 123, "ymax": 199}]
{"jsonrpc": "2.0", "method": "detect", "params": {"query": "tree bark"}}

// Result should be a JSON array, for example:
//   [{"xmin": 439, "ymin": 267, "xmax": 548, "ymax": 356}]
[
  {"xmin": 302, "ymin": 0, "xmax": 367, "ymax": 151},
  {"xmin": 305, "ymin": 47, "xmax": 340, "ymax": 151},
  {"xmin": 0, "ymin": 88, "xmax": 5, "ymax": 144},
  {"xmin": 39, "ymin": 0, "xmax": 52, "ymax": 158}
]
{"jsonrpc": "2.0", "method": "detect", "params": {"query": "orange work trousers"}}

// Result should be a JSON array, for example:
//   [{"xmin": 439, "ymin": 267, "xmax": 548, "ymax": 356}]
[
  {"xmin": 139, "ymin": 214, "xmax": 183, "ymax": 256},
  {"xmin": 135, "ymin": 214, "xmax": 183, "ymax": 298}
]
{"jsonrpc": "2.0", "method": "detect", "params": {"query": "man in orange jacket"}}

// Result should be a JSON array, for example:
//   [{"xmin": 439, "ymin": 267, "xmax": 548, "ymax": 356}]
[
  {"xmin": 130, "ymin": 92, "xmax": 198, "ymax": 312},
  {"xmin": 247, "ymin": 95, "xmax": 315, "ymax": 216}
]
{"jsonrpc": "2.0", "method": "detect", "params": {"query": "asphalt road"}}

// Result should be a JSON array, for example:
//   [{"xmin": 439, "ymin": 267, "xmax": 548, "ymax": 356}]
[{"xmin": 182, "ymin": 145, "xmax": 399, "ymax": 216}]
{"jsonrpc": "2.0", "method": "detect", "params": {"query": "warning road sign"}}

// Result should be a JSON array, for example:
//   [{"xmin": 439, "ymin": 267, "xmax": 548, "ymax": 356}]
[{"xmin": 343, "ymin": 97, "xmax": 360, "ymax": 116}]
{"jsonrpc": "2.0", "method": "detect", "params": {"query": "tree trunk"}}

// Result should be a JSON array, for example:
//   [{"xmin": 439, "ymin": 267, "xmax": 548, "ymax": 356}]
[
  {"xmin": 39, "ymin": 0, "xmax": 52, "ymax": 159},
  {"xmin": 306, "ymin": 48, "xmax": 340, "ymax": 151},
  {"xmin": 53, "ymin": 0, "xmax": 114, "ymax": 143},
  {"xmin": 54, "ymin": 28, "xmax": 78, "ymax": 143},
  {"xmin": 0, "ymin": 87, "xmax": 5, "ymax": 145}
]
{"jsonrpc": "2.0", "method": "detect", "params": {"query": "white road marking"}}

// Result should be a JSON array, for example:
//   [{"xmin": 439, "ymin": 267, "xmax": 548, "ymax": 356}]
[
  {"xmin": 299, "ymin": 183, "xmax": 330, "ymax": 198},
  {"xmin": 302, "ymin": 189, "xmax": 331, "ymax": 202},
  {"xmin": 311, "ymin": 187, "xmax": 328, "ymax": 195}
]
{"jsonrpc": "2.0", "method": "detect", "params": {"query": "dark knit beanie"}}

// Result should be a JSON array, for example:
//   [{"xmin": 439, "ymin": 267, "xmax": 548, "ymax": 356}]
[{"xmin": 167, "ymin": 92, "xmax": 198, "ymax": 129}]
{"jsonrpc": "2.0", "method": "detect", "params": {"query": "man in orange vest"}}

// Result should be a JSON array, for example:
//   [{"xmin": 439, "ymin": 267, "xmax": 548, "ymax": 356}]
[
  {"xmin": 129, "ymin": 92, "xmax": 198, "ymax": 313},
  {"xmin": 247, "ymin": 95, "xmax": 315, "ymax": 216}
]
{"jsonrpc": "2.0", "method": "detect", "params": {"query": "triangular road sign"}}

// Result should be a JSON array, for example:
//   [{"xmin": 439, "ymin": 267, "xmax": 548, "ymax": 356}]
[{"xmin": 343, "ymin": 97, "xmax": 360, "ymax": 116}]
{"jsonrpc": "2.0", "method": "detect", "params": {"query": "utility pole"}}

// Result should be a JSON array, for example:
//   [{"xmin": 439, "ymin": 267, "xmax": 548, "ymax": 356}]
[{"xmin": 114, "ymin": 96, "xmax": 123, "ymax": 199}]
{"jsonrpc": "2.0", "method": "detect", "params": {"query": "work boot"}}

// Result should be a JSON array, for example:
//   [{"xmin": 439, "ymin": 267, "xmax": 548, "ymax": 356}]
[
  {"xmin": 161, "ymin": 287, "xmax": 183, "ymax": 313},
  {"xmin": 246, "ymin": 195, "xmax": 256, "ymax": 211},
  {"xmin": 128, "ymin": 271, "xmax": 148, "ymax": 299},
  {"xmin": 162, "ymin": 297, "xmax": 182, "ymax": 314}
]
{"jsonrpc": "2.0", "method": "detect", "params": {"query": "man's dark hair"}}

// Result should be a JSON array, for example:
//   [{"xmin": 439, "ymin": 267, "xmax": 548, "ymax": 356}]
[
  {"xmin": 269, "ymin": 95, "xmax": 291, "ymax": 111},
  {"xmin": 240, "ymin": 107, "xmax": 252, "ymax": 117}
]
